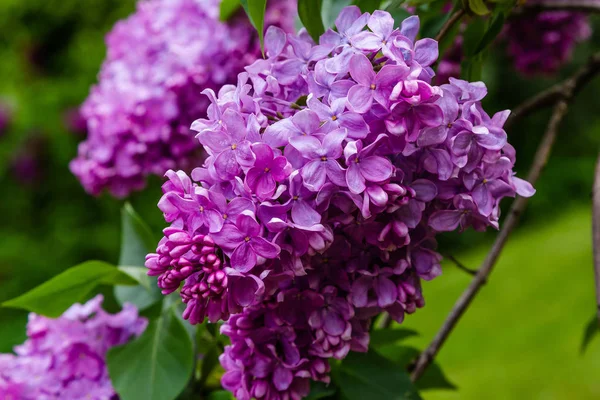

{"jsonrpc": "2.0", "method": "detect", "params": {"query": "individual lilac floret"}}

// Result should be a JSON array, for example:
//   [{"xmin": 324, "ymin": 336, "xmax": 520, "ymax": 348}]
[
  {"xmin": 505, "ymin": 7, "xmax": 591, "ymax": 75},
  {"xmin": 70, "ymin": 0, "xmax": 296, "ymax": 198},
  {"xmin": 147, "ymin": 7, "xmax": 534, "ymax": 400},
  {"xmin": 0, "ymin": 296, "xmax": 146, "ymax": 400}
]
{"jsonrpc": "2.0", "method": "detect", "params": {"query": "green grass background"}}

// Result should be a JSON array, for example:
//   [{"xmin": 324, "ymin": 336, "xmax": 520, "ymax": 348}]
[{"xmin": 402, "ymin": 206, "xmax": 600, "ymax": 399}]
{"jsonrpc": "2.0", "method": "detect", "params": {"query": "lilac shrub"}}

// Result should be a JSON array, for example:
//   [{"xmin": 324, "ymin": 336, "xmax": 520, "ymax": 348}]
[
  {"xmin": 147, "ymin": 7, "xmax": 534, "ymax": 399},
  {"xmin": 0, "ymin": 296, "xmax": 146, "ymax": 400},
  {"xmin": 70, "ymin": 0, "xmax": 296, "ymax": 198},
  {"xmin": 505, "ymin": 7, "xmax": 591, "ymax": 75}
]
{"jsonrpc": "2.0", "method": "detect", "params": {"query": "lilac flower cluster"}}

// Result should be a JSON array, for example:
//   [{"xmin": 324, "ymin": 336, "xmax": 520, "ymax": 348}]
[
  {"xmin": 147, "ymin": 7, "xmax": 534, "ymax": 399},
  {"xmin": 70, "ymin": 0, "xmax": 296, "ymax": 198},
  {"xmin": 0, "ymin": 296, "xmax": 146, "ymax": 400},
  {"xmin": 505, "ymin": 7, "xmax": 591, "ymax": 75}
]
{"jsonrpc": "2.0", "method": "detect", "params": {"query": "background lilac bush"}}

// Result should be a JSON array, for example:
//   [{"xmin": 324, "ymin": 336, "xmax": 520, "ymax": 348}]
[{"xmin": 70, "ymin": 0, "xmax": 296, "ymax": 198}]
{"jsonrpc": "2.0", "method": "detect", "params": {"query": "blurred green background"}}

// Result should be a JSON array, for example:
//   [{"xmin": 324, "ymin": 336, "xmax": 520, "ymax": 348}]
[{"xmin": 0, "ymin": 1, "xmax": 599, "ymax": 398}]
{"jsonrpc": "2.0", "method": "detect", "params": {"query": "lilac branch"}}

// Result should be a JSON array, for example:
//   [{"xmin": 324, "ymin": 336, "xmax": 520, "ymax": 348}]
[
  {"xmin": 507, "ymin": 52, "xmax": 600, "ymax": 129},
  {"xmin": 592, "ymin": 153, "xmax": 600, "ymax": 327},
  {"xmin": 435, "ymin": 8, "xmax": 465, "ymax": 42}
]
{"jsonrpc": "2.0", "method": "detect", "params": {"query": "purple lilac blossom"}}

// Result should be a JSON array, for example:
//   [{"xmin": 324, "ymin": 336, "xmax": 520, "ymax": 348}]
[
  {"xmin": 505, "ymin": 6, "xmax": 591, "ymax": 75},
  {"xmin": 0, "ymin": 295, "xmax": 146, "ymax": 400},
  {"xmin": 70, "ymin": 0, "xmax": 296, "ymax": 198},
  {"xmin": 146, "ymin": 7, "xmax": 534, "ymax": 399}
]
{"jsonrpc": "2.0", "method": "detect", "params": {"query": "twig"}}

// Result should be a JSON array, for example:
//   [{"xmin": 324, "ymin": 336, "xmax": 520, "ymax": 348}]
[
  {"xmin": 411, "ymin": 98, "xmax": 571, "ymax": 382},
  {"xmin": 445, "ymin": 254, "xmax": 478, "ymax": 276},
  {"xmin": 507, "ymin": 51, "xmax": 600, "ymax": 129},
  {"xmin": 435, "ymin": 9, "xmax": 465, "ymax": 42},
  {"xmin": 592, "ymin": 153, "xmax": 600, "ymax": 327}
]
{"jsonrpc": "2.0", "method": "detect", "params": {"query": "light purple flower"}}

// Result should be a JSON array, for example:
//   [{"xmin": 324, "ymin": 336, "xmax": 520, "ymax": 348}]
[
  {"xmin": 246, "ymin": 143, "xmax": 292, "ymax": 201},
  {"xmin": 289, "ymin": 129, "xmax": 348, "ymax": 191},
  {"xmin": 344, "ymin": 135, "xmax": 394, "ymax": 194},
  {"xmin": 213, "ymin": 212, "xmax": 281, "ymax": 273},
  {"xmin": 347, "ymin": 54, "xmax": 409, "ymax": 113}
]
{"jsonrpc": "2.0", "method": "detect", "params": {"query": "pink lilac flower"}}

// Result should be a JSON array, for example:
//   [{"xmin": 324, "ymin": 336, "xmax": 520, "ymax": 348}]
[
  {"xmin": 505, "ymin": 5, "xmax": 591, "ymax": 75},
  {"xmin": 147, "ymin": 7, "xmax": 534, "ymax": 400},
  {"xmin": 0, "ymin": 296, "xmax": 146, "ymax": 400},
  {"xmin": 70, "ymin": 0, "xmax": 296, "ymax": 198}
]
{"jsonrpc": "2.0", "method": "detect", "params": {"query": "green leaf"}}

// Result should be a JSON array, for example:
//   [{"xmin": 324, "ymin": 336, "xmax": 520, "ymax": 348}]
[
  {"xmin": 207, "ymin": 391, "xmax": 235, "ymax": 400},
  {"xmin": 2, "ymin": 261, "xmax": 136, "ymax": 317},
  {"xmin": 581, "ymin": 314, "xmax": 599, "ymax": 354},
  {"xmin": 306, "ymin": 381, "xmax": 337, "ymax": 399},
  {"xmin": 240, "ymin": 0, "xmax": 267, "ymax": 53},
  {"xmin": 462, "ymin": 17, "xmax": 486, "ymax": 57},
  {"xmin": 220, "ymin": 0, "xmax": 241, "ymax": 21},
  {"xmin": 118, "ymin": 266, "xmax": 151, "ymax": 290},
  {"xmin": 353, "ymin": 0, "xmax": 383, "ymax": 13},
  {"xmin": 298, "ymin": 0, "xmax": 325, "ymax": 43},
  {"xmin": 473, "ymin": 11, "xmax": 505, "ymax": 55},
  {"xmin": 333, "ymin": 350, "xmax": 422, "ymax": 400},
  {"xmin": 119, "ymin": 202, "xmax": 155, "ymax": 266},
  {"xmin": 115, "ymin": 204, "xmax": 162, "ymax": 310},
  {"xmin": 379, "ymin": 345, "xmax": 458, "ymax": 391},
  {"xmin": 107, "ymin": 308, "xmax": 194, "ymax": 400},
  {"xmin": 370, "ymin": 328, "xmax": 419, "ymax": 348},
  {"xmin": 467, "ymin": 0, "xmax": 490, "ymax": 15}
]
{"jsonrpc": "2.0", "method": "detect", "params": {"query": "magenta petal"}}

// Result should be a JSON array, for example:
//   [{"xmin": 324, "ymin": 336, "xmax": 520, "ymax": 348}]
[
  {"xmin": 255, "ymin": 173, "xmax": 276, "ymax": 200},
  {"xmin": 346, "ymin": 163, "xmax": 366, "ymax": 194},
  {"xmin": 292, "ymin": 200, "xmax": 321, "ymax": 227},
  {"xmin": 339, "ymin": 112, "xmax": 369, "ymax": 139},
  {"xmin": 348, "ymin": 54, "xmax": 376, "ymax": 86},
  {"xmin": 375, "ymin": 276, "xmax": 397, "ymax": 308},
  {"xmin": 289, "ymin": 135, "xmax": 322, "ymax": 158},
  {"xmin": 214, "ymin": 150, "xmax": 239, "ymax": 180},
  {"xmin": 360, "ymin": 156, "xmax": 393, "ymax": 183},
  {"xmin": 351, "ymin": 31, "xmax": 382, "ymax": 51},
  {"xmin": 265, "ymin": 26, "xmax": 287, "ymax": 57},
  {"xmin": 418, "ymin": 126, "xmax": 447, "ymax": 147},
  {"xmin": 347, "ymin": 85, "xmax": 373, "ymax": 114},
  {"xmin": 513, "ymin": 177, "xmax": 535, "ymax": 197},
  {"xmin": 302, "ymin": 160, "xmax": 327, "ymax": 191},
  {"xmin": 323, "ymin": 310, "xmax": 346, "ymax": 336},
  {"xmin": 429, "ymin": 210, "xmax": 463, "ymax": 232},
  {"xmin": 264, "ymin": 119, "xmax": 297, "ymax": 147},
  {"xmin": 273, "ymin": 365, "xmax": 294, "ymax": 391},
  {"xmin": 237, "ymin": 213, "xmax": 260, "ymax": 237},
  {"xmin": 251, "ymin": 143, "xmax": 274, "ymax": 166},
  {"xmin": 472, "ymin": 184, "xmax": 493, "ymax": 216},
  {"xmin": 231, "ymin": 242, "xmax": 256, "ymax": 273},
  {"xmin": 350, "ymin": 276, "xmax": 371, "ymax": 307},
  {"xmin": 250, "ymin": 237, "xmax": 280, "ymax": 259},
  {"xmin": 414, "ymin": 38, "xmax": 439, "ymax": 67},
  {"xmin": 231, "ymin": 274, "xmax": 264, "ymax": 307},
  {"xmin": 292, "ymin": 109, "xmax": 321, "ymax": 134},
  {"xmin": 325, "ymin": 160, "xmax": 347, "ymax": 187},
  {"xmin": 322, "ymin": 128, "xmax": 347, "ymax": 158},
  {"xmin": 212, "ymin": 224, "xmax": 245, "ymax": 251}
]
